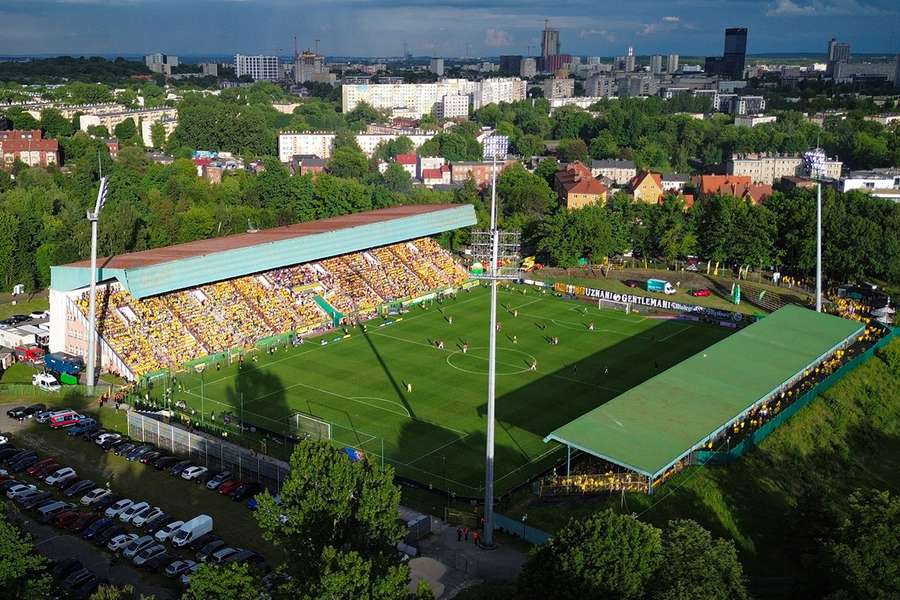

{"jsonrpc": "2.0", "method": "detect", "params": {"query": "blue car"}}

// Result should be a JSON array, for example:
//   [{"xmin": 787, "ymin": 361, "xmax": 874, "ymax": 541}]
[
  {"xmin": 81, "ymin": 517, "xmax": 114, "ymax": 540},
  {"xmin": 67, "ymin": 419, "xmax": 97, "ymax": 437}
]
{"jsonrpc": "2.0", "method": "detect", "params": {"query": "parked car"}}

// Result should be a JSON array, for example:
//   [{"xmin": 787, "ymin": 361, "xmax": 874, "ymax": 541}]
[
  {"xmin": 81, "ymin": 488, "xmax": 112, "ymax": 506},
  {"xmin": 139, "ymin": 451, "xmax": 162, "ymax": 465},
  {"xmin": 154, "ymin": 520, "xmax": 185, "ymax": 542},
  {"xmin": 126, "ymin": 445, "xmax": 154, "ymax": 462},
  {"xmin": 68, "ymin": 512, "xmax": 99, "ymax": 533},
  {"xmin": 37, "ymin": 501, "xmax": 75, "ymax": 523},
  {"xmin": 0, "ymin": 447, "xmax": 21, "ymax": 461},
  {"xmin": 5, "ymin": 449, "xmax": 37, "ymax": 465},
  {"xmin": 49, "ymin": 411, "xmax": 83, "ymax": 428},
  {"xmin": 95, "ymin": 433, "xmax": 121, "ymax": 446},
  {"xmin": 107, "ymin": 533, "xmax": 138, "ymax": 552},
  {"xmin": 67, "ymin": 419, "xmax": 98, "ymax": 437},
  {"xmin": 186, "ymin": 532, "xmax": 219, "ymax": 552},
  {"xmin": 209, "ymin": 547, "xmax": 238, "ymax": 565},
  {"xmin": 113, "ymin": 443, "xmax": 137, "ymax": 457},
  {"xmin": 6, "ymin": 406, "xmax": 27, "ymax": 419},
  {"xmin": 689, "ymin": 288, "xmax": 711, "ymax": 297},
  {"xmin": 224, "ymin": 549, "xmax": 265, "ymax": 570},
  {"xmin": 7, "ymin": 483, "xmax": 37, "ymax": 499},
  {"xmin": 95, "ymin": 525, "xmax": 126, "ymax": 546},
  {"xmin": 169, "ymin": 460, "xmax": 192, "ymax": 476},
  {"xmin": 122, "ymin": 535, "xmax": 156, "ymax": 560},
  {"xmin": 231, "ymin": 482, "xmax": 263, "ymax": 502},
  {"xmin": 102, "ymin": 439, "xmax": 127, "ymax": 452},
  {"xmin": 34, "ymin": 411, "xmax": 55, "ymax": 424},
  {"xmin": 93, "ymin": 493, "xmax": 122, "ymax": 511},
  {"xmin": 171, "ymin": 515, "xmax": 213, "ymax": 548},
  {"xmin": 205, "ymin": 471, "xmax": 231, "ymax": 490},
  {"xmin": 143, "ymin": 551, "xmax": 176, "ymax": 572},
  {"xmin": 217, "ymin": 479, "xmax": 243, "ymax": 496},
  {"xmin": 133, "ymin": 506, "xmax": 164, "ymax": 528},
  {"xmin": 624, "ymin": 279, "xmax": 642, "ymax": 288},
  {"xmin": 21, "ymin": 492, "xmax": 54, "ymax": 510},
  {"xmin": 181, "ymin": 466, "xmax": 208, "ymax": 481},
  {"xmin": 153, "ymin": 456, "xmax": 178, "ymax": 470},
  {"xmin": 83, "ymin": 430, "xmax": 107, "ymax": 442},
  {"xmin": 63, "ymin": 479, "xmax": 96, "ymax": 498},
  {"xmin": 179, "ymin": 563, "xmax": 201, "ymax": 587},
  {"xmin": 62, "ymin": 567, "xmax": 96, "ymax": 590},
  {"xmin": 105, "ymin": 499, "xmax": 134, "ymax": 518},
  {"xmin": 132, "ymin": 544, "xmax": 167, "ymax": 567},
  {"xmin": 81, "ymin": 517, "xmax": 114, "ymax": 540},
  {"xmin": 26, "ymin": 458, "xmax": 57, "ymax": 476},
  {"xmin": 119, "ymin": 501, "xmax": 150, "ymax": 523},
  {"xmin": 10, "ymin": 454, "xmax": 39, "ymax": 472},
  {"xmin": 32, "ymin": 461, "xmax": 61, "ymax": 479},
  {"xmin": 0, "ymin": 479, "xmax": 23, "ymax": 493},
  {"xmin": 144, "ymin": 515, "xmax": 176, "ymax": 534},
  {"xmin": 51, "ymin": 558, "xmax": 83, "ymax": 579},
  {"xmin": 46, "ymin": 467, "xmax": 78, "ymax": 487},
  {"xmin": 55, "ymin": 510, "xmax": 81, "ymax": 529},
  {"xmin": 23, "ymin": 403, "xmax": 47, "ymax": 417},
  {"xmin": 196, "ymin": 539, "xmax": 226, "ymax": 562},
  {"xmin": 165, "ymin": 559, "xmax": 196, "ymax": 577}
]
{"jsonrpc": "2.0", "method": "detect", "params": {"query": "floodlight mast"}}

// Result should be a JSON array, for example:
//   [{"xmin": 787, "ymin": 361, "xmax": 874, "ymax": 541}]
[
  {"xmin": 85, "ymin": 177, "xmax": 109, "ymax": 390},
  {"xmin": 804, "ymin": 149, "xmax": 826, "ymax": 312}
]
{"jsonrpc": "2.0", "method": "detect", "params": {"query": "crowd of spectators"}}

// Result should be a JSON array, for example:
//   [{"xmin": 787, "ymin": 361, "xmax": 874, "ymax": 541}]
[{"xmin": 75, "ymin": 237, "xmax": 468, "ymax": 377}]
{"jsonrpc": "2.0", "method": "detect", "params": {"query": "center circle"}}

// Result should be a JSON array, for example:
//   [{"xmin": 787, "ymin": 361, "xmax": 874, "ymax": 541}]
[{"xmin": 446, "ymin": 346, "xmax": 535, "ymax": 375}]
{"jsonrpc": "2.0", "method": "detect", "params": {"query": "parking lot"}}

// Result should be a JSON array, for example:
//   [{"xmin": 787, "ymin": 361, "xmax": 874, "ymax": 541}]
[{"xmin": 1, "ymin": 402, "xmax": 280, "ymax": 597}]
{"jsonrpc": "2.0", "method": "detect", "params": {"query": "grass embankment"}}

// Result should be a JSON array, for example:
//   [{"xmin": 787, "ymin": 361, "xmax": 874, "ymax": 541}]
[
  {"xmin": 506, "ymin": 337, "xmax": 900, "ymax": 590},
  {"xmin": 0, "ymin": 290, "xmax": 48, "ymax": 320}
]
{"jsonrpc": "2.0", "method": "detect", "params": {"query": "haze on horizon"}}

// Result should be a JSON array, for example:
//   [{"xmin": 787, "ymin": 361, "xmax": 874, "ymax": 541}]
[{"xmin": 0, "ymin": 0, "xmax": 898, "ymax": 58}]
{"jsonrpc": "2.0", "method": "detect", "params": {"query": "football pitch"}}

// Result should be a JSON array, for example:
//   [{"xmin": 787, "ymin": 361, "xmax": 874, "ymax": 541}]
[{"xmin": 167, "ymin": 285, "xmax": 731, "ymax": 497}]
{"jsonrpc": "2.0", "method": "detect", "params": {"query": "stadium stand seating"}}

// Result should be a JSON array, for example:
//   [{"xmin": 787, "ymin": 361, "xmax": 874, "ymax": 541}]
[{"xmin": 75, "ymin": 238, "xmax": 468, "ymax": 376}]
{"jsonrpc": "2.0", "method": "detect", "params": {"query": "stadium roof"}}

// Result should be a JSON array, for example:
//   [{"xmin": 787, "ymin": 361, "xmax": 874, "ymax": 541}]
[
  {"xmin": 544, "ymin": 305, "xmax": 863, "ymax": 480},
  {"xmin": 51, "ymin": 204, "xmax": 476, "ymax": 299}
]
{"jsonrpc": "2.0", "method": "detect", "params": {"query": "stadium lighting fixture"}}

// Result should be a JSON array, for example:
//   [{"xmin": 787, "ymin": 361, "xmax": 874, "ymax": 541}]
[
  {"xmin": 85, "ymin": 176, "xmax": 109, "ymax": 389},
  {"xmin": 473, "ymin": 135, "xmax": 516, "ymax": 549},
  {"xmin": 804, "ymin": 148, "xmax": 826, "ymax": 312}
]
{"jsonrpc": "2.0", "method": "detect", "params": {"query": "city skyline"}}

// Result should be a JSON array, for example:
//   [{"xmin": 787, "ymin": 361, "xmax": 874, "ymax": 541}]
[{"xmin": 1, "ymin": 0, "xmax": 898, "ymax": 57}]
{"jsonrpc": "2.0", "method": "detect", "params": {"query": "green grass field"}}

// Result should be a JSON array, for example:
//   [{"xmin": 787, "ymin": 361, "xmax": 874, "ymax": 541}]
[{"xmin": 163, "ymin": 285, "xmax": 731, "ymax": 496}]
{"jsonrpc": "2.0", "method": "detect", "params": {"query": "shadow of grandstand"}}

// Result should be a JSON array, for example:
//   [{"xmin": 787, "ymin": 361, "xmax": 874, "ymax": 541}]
[
  {"xmin": 359, "ymin": 329, "xmax": 416, "ymax": 419},
  {"xmin": 221, "ymin": 361, "xmax": 287, "ymax": 428}
]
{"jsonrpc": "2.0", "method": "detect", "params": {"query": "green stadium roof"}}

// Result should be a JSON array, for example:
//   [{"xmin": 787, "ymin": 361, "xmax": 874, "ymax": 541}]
[
  {"xmin": 544, "ymin": 305, "xmax": 864, "ymax": 479},
  {"xmin": 50, "ymin": 204, "xmax": 476, "ymax": 299}
]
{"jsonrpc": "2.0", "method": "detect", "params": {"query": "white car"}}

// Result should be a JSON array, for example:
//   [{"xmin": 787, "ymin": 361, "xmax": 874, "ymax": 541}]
[
  {"xmin": 0, "ymin": 435, "xmax": 9, "ymax": 445},
  {"xmin": 132, "ymin": 543, "xmax": 166, "ymax": 566},
  {"xmin": 165, "ymin": 559, "xmax": 196, "ymax": 577},
  {"xmin": 122, "ymin": 535, "xmax": 156, "ymax": 560},
  {"xmin": 119, "ymin": 501, "xmax": 150, "ymax": 523},
  {"xmin": 45, "ymin": 467, "xmax": 76, "ymax": 487},
  {"xmin": 107, "ymin": 533, "xmax": 138, "ymax": 552},
  {"xmin": 154, "ymin": 520, "xmax": 184, "ymax": 543},
  {"xmin": 81, "ymin": 488, "xmax": 112, "ymax": 506},
  {"xmin": 105, "ymin": 498, "xmax": 134, "ymax": 518},
  {"xmin": 6, "ymin": 483, "xmax": 36, "ymax": 499},
  {"xmin": 95, "ymin": 433, "xmax": 121, "ymax": 446},
  {"xmin": 132, "ymin": 506, "xmax": 163, "ymax": 527},
  {"xmin": 181, "ymin": 466, "xmax": 208, "ymax": 481},
  {"xmin": 30, "ymin": 311, "xmax": 49, "ymax": 319},
  {"xmin": 32, "ymin": 373, "xmax": 60, "ymax": 393}
]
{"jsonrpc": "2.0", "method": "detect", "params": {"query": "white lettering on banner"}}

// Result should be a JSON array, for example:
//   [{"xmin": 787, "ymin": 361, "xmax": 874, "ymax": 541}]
[{"xmin": 551, "ymin": 282, "xmax": 744, "ymax": 322}]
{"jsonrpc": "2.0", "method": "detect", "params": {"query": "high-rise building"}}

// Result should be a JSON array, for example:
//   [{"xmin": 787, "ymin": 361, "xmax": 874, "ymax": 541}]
[
  {"xmin": 520, "ymin": 58, "xmax": 537, "ymax": 78},
  {"xmin": 145, "ymin": 53, "xmax": 179, "ymax": 69},
  {"xmin": 723, "ymin": 27, "xmax": 748, "ymax": 79},
  {"xmin": 667, "ymin": 54, "xmax": 680, "ymax": 73},
  {"xmin": 826, "ymin": 38, "xmax": 851, "ymax": 76},
  {"xmin": 541, "ymin": 21, "xmax": 560, "ymax": 60},
  {"xmin": 341, "ymin": 78, "xmax": 526, "ymax": 117},
  {"xmin": 429, "ymin": 57, "xmax": 445, "ymax": 77},
  {"xmin": 235, "ymin": 54, "xmax": 280, "ymax": 81},
  {"xmin": 294, "ymin": 50, "xmax": 325, "ymax": 83},
  {"xmin": 625, "ymin": 47, "xmax": 636, "ymax": 72},
  {"xmin": 500, "ymin": 55, "xmax": 523, "ymax": 74},
  {"xmin": 650, "ymin": 55, "xmax": 663, "ymax": 74}
]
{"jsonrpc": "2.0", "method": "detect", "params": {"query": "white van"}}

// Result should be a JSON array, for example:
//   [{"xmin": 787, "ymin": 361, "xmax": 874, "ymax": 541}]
[
  {"xmin": 170, "ymin": 514, "xmax": 213, "ymax": 547},
  {"xmin": 32, "ymin": 373, "xmax": 61, "ymax": 393}
]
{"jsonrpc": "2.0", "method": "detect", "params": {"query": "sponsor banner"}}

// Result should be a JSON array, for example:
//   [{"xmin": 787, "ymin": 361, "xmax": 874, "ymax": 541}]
[{"xmin": 552, "ymin": 282, "xmax": 744, "ymax": 322}]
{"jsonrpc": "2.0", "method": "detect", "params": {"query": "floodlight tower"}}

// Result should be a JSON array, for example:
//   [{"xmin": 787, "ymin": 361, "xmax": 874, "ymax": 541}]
[
  {"xmin": 85, "ymin": 177, "xmax": 110, "ymax": 390},
  {"xmin": 470, "ymin": 136, "xmax": 520, "ymax": 548},
  {"xmin": 803, "ymin": 148, "xmax": 826, "ymax": 312}
]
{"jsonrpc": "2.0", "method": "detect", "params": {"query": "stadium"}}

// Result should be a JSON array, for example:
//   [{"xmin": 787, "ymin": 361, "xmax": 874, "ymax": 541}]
[{"xmin": 46, "ymin": 204, "xmax": 879, "ymax": 499}]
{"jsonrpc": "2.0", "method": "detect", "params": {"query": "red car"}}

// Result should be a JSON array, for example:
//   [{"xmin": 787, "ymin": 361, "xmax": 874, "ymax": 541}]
[
  {"xmin": 27, "ymin": 459, "xmax": 57, "ymax": 477},
  {"xmin": 68, "ymin": 512, "xmax": 99, "ymax": 533},
  {"xmin": 689, "ymin": 288, "xmax": 711, "ymax": 297},
  {"xmin": 217, "ymin": 480, "xmax": 243, "ymax": 496},
  {"xmin": 55, "ymin": 511, "xmax": 80, "ymax": 529}
]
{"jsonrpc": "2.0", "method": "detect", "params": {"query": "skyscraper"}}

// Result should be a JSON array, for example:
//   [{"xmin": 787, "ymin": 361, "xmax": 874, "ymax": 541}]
[
  {"xmin": 625, "ymin": 46, "xmax": 636, "ymax": 72},
  {"xmin": 723, "ymin": 27, "xmax": 748, "ymax": 79},
  {"xmin": 430, "ymin": 57, "xmax": 445, "ymax": 76},
  {"xmin": 650, "ymin": 54, "xmax": 663, "ymax": 74},
  {"xmin": 667, "ymin": 54, "xmax": 680, "ymax": 73},
  {"xmin": 541, "ymin": 21, "xmax": 560, "ymax": 60},
  {"xmin": 826, "ymin": 38, "xmax": 850, "ymax": 76}
]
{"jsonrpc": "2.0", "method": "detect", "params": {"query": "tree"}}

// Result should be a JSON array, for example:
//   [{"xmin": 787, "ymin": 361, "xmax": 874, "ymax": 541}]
[
  {"xmin": 651, "ymin": 519, "xmax": 748, "ymax": 600},
  {"xmin": 0, "ymin": 514, "xmax": 53, "ymax": 599},
  {"xmin": 39, "ymin": 108, "xmax": 74, "ymax": 138},
  {"xmin": 150, "ymin": 121, "xmax": 167, "ymax": 148},
  {"xmin": 825, "ymin": 489, "xmax": 900, "ymax": 600},
  {"xmin": 254, "ymin": 440, "xmax": 417, "ymax": 600},
  {"xmin": 86, "ymin": 124, "xmax": 111, "ymax": 138},
  {"xmin": 519, "ymin": 510, "xmax": 662, "ymax": 600},
  {"xmin": 183, "ymin": 563, "xmax": 264, "ymax": 600},
  {"xmin": 381, "ymin": 162, "xmax": 413, "ymax": 194},
  {"xmin": 533, "ymin": 157, "xmax": 559, "ymax": 187},
  {"xmin": 496, "ymin": 163, "xmax": 554, "ymax": 218},
  {"xmin": 514, "ymin": 134, "xmax": 544, "ymax": 158},
  {"xmin": 328, "ymin": 146, "xmax": 369, "ymax": 179},
  {"xmin": 113, "ymin": 118, "xmax": 137, "ymax": 142},
  {"xmin": 557, "ymin": 138, "xmax": 588, "ymax": 163}
]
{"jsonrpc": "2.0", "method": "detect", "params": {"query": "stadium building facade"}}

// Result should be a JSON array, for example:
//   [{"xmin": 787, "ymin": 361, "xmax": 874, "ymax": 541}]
[{"xmin": 49, "ymin": 205, "xmax": 476, "ymax": 381}]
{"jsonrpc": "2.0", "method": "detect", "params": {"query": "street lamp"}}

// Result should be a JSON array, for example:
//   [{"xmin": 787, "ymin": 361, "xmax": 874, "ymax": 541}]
[
  {"xmin": 470, "ymin": 135, "xmax": 521, "ymax": 549},
  {"xmin": 85, "ymin": 177, "xmax": 110, "ymax": 390}
]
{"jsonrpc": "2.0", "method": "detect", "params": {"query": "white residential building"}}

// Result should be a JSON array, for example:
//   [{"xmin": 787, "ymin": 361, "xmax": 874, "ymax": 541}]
[
  {"xmin": 735, "ymin": 115, "xmax": 777, "ymax": 127},
  {"xmin": 727, "ymin": 153, "xmax": 843, "ymax": 185},
  {"xmin": 520, "ymin": 58, "xmax": 537, "ymax": 79},
  {"xmin": 341, "ymin": 78, "xmax": 525, "ymax": 118},
  {"xmin": 439, "ymin": 94, "xmax": 470, "ymax": 119},
  {"xmin": 235, "ymin": 54, "xmax": 280, "ymax": 81},
  {"xmin": 430, "ymin": 58, "xmax": 445, "ymax": 76},
  {"xmin": 145, "ymin": 53, "xmax": 178, "ymax": 68},
  {"xmin": 839, "ymin": 168, "xmax": 900, "ymax": 199},
  {"xmin": 541, "ymin": 78, "xmax": 575, "ymax": 99},
  {"xmin": 141, "ymin": 116, "xmax": 178, "ymax": 148},
  {"xmin": 278, "ymin": 130, "xmax": 436, "ymax": 162}
]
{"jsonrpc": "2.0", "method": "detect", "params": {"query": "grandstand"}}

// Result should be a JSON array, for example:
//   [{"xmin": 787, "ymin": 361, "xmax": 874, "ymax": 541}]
[
  {"xmin": 48, "ymin": 205, "xmax": 476, "ymax": 380},
  {"xmin": 543, "ymin": 305, "xmax": 864, "ymax": 492}
]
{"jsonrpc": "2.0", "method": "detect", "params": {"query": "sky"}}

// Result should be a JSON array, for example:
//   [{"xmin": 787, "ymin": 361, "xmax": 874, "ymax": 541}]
[{"xmin": 0, "ymin": 0, "xmax": 898, "ymax": 58}]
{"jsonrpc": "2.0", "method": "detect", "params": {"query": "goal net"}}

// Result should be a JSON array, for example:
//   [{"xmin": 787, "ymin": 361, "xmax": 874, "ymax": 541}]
[
  {"xmin": 598, "ymin": 298, "xmax": 631, "ymax": 314},
  {"xmin": 289, "ymin": 412, "xmax": 332, "ymax": 441}
]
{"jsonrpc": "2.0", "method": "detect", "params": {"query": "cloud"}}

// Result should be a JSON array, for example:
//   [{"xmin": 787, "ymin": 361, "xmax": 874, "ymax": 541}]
[
  {"xmin": 662, "ymin": 15, "xmax": 679, "ymax": 22},
  {"xmin": 484, "ymin": 28, "xmax": 512, "ymax": 47},
  {"xmin": 766, "ymin": 0, "xmax": 891, "ymax": 16}
]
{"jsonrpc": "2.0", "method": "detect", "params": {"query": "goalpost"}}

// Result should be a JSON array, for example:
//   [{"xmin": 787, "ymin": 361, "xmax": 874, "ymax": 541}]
[
  {"xmin": 289, "ymin": 412, "xmax": 332, "ymax": 442},
  {"xmin": 598, "ymin": 298, "xmax": 631, "ymax": 314}
]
